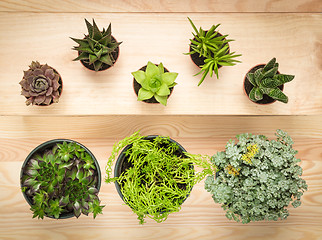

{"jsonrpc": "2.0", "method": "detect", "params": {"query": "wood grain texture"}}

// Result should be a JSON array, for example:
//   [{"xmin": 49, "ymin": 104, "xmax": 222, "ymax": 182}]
[
  {"xmin": 0, "ymin": 115, "xmax": 321, "ymax": 239},
  {"xmin": 0, "ymin": 0, "xmax": 321, "ymax": 13},
  {"xmin": 0, "ymin": 13, "xmax": 321, "ymax": 115}
]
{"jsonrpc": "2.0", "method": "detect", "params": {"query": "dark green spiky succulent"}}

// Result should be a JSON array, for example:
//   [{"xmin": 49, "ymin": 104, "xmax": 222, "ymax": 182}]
[
  {"xmin": 246, "ymin": 58, "xmax": 295, "ymax": 103},
  {"xmin": 21, "ymin": 141, "xmax": 104, "ymax": 219},
  {"xmin": 71, "ymin": 19, "xmax": 122, "ymax": 71}
]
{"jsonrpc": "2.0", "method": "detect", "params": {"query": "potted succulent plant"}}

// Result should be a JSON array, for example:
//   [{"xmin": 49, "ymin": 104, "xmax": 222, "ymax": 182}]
[
  {"xmin": 244, "ymin": 58, "xmax": 295, "ymax": 104},
  {"xmin": 19, "ymin": 61, "xmax": 62, "ymax": 106},
  {"xmin": 71, "ymin": 19, "xmax": 122, "ymax": 72},
  {"xmin": 20, "ymin": 139, "xmax": 104, "ymax": 219},
  {"xmin": 105, "ymin": 132, "xmax": 213, "ymax": 224},
  {"xmin": 205, "ymin": 129, "xmax": 307, "ymax": 223},
  {"xmin": 185, "ymin": 17, "xmax": 241, "ymax": 86},
  {"xmin": 131, "ymin": 61, "xmax": 178, "ymax": 106}
]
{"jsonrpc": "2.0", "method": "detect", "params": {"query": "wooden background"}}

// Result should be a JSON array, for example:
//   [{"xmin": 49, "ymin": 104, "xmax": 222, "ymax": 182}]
[{"xmin": 0, "ymin": 1, "xmax": 321, "ymax": 239}]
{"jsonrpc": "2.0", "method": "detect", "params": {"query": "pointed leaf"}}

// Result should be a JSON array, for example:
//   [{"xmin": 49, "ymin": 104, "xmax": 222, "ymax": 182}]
[
  {"xmin": 89, "ymin": 54, "xmax": 98, "ymax": 64},
  {"xmin": 263, "ymin": 58, "xmax": 276, "ymax": 71},
  {"xmin": 137, "ymin": 88, "xmax": 153, "ymax": 101},
  {"xmin": 85, "ymin": 19, "xmax": 93, "ymax": 37},
  {"xmin": 249, "ymin": 87, "xmax": 257, "ymax": 102},
  {"xmin": 100, "ymin": 54, "xmax": 113, "ymax": 65},
  {"xmin": 161, "ymin": 72, "xmax": 178, "ymax": 85},
  {"xmin": 254, "ymin": 88, "xmax": 263, "ymax": 101},
  {"xmin": 154, "ymin": 94, "xmax": 167, "ymax": 106},
  {"xmin": 156, "ymin": 83, "xmax": 170, "ymax": 96},
  {"xmin": 247, "ymin": 73, "xmax": 256, "ymax": 86},
  {"xmin": 274, "ymin": 74, "xmax": 295, "ymax": 84},
  {"xmin": 92, "ymin": 19, "xmax": 103, "ymax": 41},
  {"xmin": 93, "ymin": 61, "xmax": 103, "ymax": 72},
  {"xmin": 146, "ymin": 61, "xmax": 159, "ymax": 78},
  {"xmin": 132, "ymin": 70, "xmax": 146, "ymax": 84},
  {"xmin": 262, "ymin": 66, "xmax": 278, "ymax": 78},
  {"xmin": 268, "ymin": 88, "xmax": 288, "ymax": 103}
]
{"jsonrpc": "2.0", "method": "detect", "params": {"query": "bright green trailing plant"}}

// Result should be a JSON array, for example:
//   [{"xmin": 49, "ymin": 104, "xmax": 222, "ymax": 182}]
[
  {"xmin": 21, "ymin": 141, "xmax": 104, "ymax": 219},
  {"xmin": 185, "ymin": 17, "xmax": 241, "ymax": 86},
  {"xmin": 246, "ymin": 58, "xmax": 294, "ymax": 103},
  {"xmin": 132, "ymin": 61, "xmax": 178, "ymax": 106},
  {"xmin": 105, "ymin": 132, "xmax": 214, "ymax": 224},
  {"xmin": 205, "ymin": 130, "xmax": 307, "ymax": 224},
  {"xmin": 71, "ymin": 19, "xmax": 122, "ymax": 71}
]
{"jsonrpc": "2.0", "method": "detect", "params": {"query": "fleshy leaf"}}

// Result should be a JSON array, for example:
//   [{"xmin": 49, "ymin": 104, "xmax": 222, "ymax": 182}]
[
  {"xmin": 162, "ymin": 72, "xmax": 178, "ymax": 85},
  {"xmin": 137, "ymin": 88, "xmax": 153, "ymax": 101},
  {"xmin": 132, "ymin": 70, "xmax": 146, "ymax": 85},
  {"xmin": 154, "ymin": 94, "xmax": 168, "ymax": 106}
]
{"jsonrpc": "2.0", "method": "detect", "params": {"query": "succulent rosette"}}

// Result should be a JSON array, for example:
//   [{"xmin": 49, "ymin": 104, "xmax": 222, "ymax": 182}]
[{"xmin": 19, "ymin": 61, "xmax": 62, "ymax": 106}]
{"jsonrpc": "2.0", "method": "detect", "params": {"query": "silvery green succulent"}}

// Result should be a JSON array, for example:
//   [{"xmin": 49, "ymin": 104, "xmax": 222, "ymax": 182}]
[{"xmin": 205, "ymin": 130, "xmax": 307, "ymax": 223}]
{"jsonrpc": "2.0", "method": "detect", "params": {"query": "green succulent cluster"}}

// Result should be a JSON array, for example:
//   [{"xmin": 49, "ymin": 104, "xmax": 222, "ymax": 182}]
[
  {"xmin": 105, "ymin": 132, "xmax": 214, "ymax": 224},
  {"xmin": 21, "ymin": 141, "xmax": 104, "ymax": 219},
  {"xmin": 246, "ymin": 58, "xmax": 295, "ymax": 103},
  {"xmin": 71, "ymin": 19, "xmax": 122, "ymax": 71},
  {"xmin": 186, "ymin": 17, "xmax": 241, "ymax": 86},
  {"xmin": 132, "ymin": 61, "xmax": 178, "ymax": 106},
  {"xmin": 205, "ymin": 130, "xmax": 307, "ymax": 224}
]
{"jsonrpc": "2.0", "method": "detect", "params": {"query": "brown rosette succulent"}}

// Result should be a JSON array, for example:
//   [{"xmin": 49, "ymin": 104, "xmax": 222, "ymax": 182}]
[{"xmin": 19, "ymin": 61, "xmax": 62, "ymax": 106}]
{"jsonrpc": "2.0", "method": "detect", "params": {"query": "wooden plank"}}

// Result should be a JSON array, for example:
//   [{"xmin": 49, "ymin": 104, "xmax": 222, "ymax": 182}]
[
  {"xmin": 0, "ymin": 115, "xmax": 321, "ymax": 140},
  {"xmin": 0, "ymin": 0, "xmax": 321, "ymax": 13},
  {"xmin": 0, "ymin": 132, "xmax": 320, "ymax": 239},
  {"xmin": 0, "ymin": 13, "xmax": 321, "ymax": 116}
]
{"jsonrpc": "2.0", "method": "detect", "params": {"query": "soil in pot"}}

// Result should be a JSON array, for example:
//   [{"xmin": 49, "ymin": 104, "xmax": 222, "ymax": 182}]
[
  {"xmin": 244, "ymin": 64, "xmax": 283, "ymax": 105},
  {"xmin": 20, "ymin": 139, "xmax": 101, "ymax": 219},
  {"xmin": 79, "ymin": 36, "xmax": 120, "ymax": 72},
  {"xmin": 114, "ymin": 136, "xmax": 193, "ymax": 212},
  {"xmin": 133, "ymin": 65, "xmax": 174, "ymax": 104},
  {"xmin": 189, "ymin": 32, "xmax": 229, "ymax": 68}
]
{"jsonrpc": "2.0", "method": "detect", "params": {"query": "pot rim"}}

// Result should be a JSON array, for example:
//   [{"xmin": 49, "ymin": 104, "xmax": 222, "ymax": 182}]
[
  {"xmin": 113, "ymin": 135, "xmax": 193, "ymax": 210},
  {"xmin": 20, "ymin": 139, "xmax": 101, "ymax": 219}
]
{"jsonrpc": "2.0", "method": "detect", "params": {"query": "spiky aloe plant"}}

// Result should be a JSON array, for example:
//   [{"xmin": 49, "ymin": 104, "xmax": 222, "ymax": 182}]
[
  {"xmin": 246, "ymin": 58, "xmax": 295, "ymax": 103},
  {"xmin": 21, "ymin": 141, "xmax": 104, "ymax": 219},
  {"xmin": 71, "ymin": 19, "xmax": 122, "ymax": 71}
]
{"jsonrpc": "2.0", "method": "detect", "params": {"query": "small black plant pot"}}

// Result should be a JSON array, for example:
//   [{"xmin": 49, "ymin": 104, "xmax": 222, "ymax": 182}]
[
  {"xmin": 243, "ymin": 64, "xmax": 283, "ymax": 105},
  {"xmin": 20, "ymin": 139, "xmax": 101, "ymax": 219},
  {"xmin": 114, "ymin": 135, "xmax": 193, "ymax": 210},
  {"xmin": 133, "ymin": 65, "xmax": 174, "ymax": 104},
  {"xmin": 79, "ymin": 35, "xmax": 120, "ymax": 72},
  {"xmin": 189, "ymin": 32, "xmax": 229, "ymax": 69}
]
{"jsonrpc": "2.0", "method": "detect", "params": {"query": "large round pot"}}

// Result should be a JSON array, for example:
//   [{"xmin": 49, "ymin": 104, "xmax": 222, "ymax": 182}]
[
  {"xmin": 20, "ymin": 139, "xmax": 101, "ymax": 219},
  {"xmin": 114, "ymin": 135, "xmax": 193, "ymax": 209}
]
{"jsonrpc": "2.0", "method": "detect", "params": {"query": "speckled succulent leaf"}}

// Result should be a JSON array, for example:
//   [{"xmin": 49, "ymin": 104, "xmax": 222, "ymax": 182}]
[
  {"xmin": 132, "ymin": 62, "xmax": 178, "ymax": 106},
  {"xmin": 268, "ymin": 88, "xmax": 288, "ymax": 103},
  {"xmin": 71, "ymin": 19, "xmax": 121, "ymax": 71},
  {"xmin": 248, "ymin": 58, "xmax": 294, "ymax": 103},
  {"xmin": 19, "ymin": 61, "xmax": 61, "ymax": 106},
  {"xmin": 263, "ymin": 57, "xmax": 276, "ymax": 71},
  {"xmin": 275, "ymin": 74, "xmax": 295, "ymax": 84}
]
